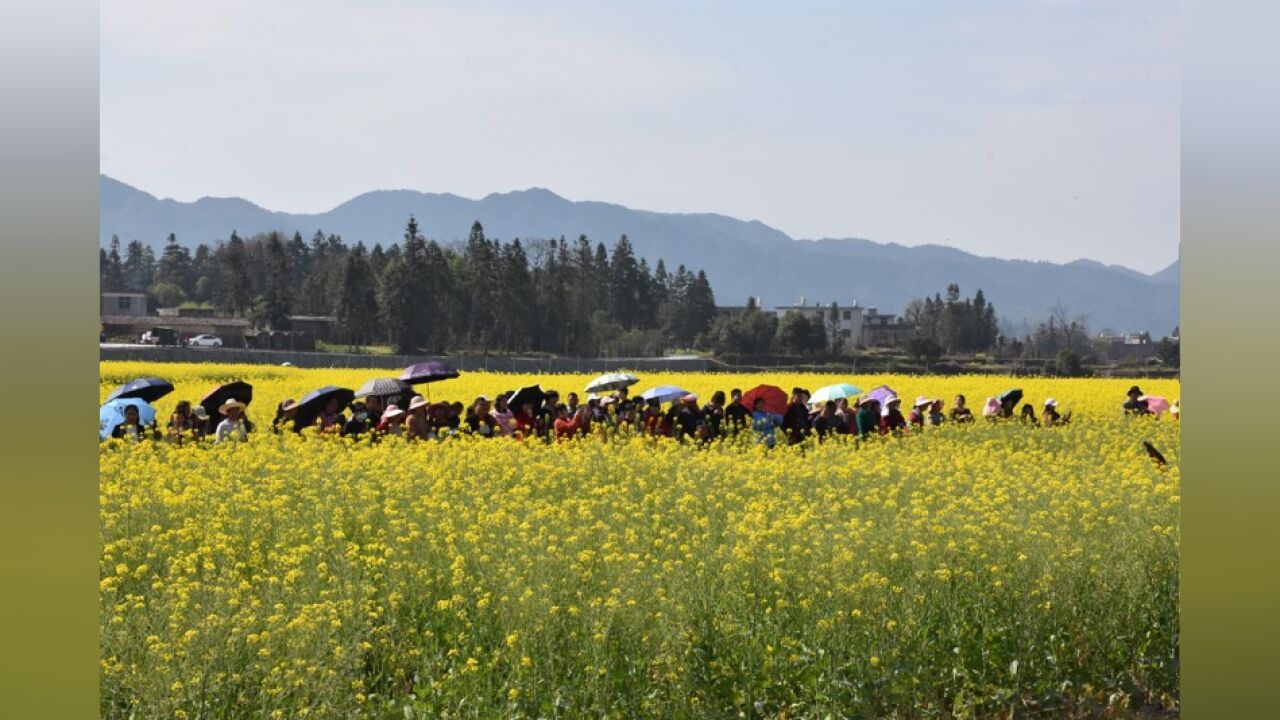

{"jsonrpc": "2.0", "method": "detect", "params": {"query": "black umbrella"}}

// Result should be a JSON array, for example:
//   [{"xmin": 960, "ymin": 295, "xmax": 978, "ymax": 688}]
[
  {"xmin": 104, "ymin": 377, "xmax": 174, "ymax": 404},
  {"xmin": 356, "ymin": 377, "xmax": 413, "ymax": 400},
  {"xmin": 998, "ymin": 388, "xmax": 1023, "ymax": 406},
  {"xmin": 507, "ymin": 385, "xmax": 546, "ymax": 413},
  {"xmin": 200, "ymin": 381, "xmax": 254, "ymax": 417},
  {"xmin": 293, "ymin": 385, "xmax": 356, "ymax": 429}
]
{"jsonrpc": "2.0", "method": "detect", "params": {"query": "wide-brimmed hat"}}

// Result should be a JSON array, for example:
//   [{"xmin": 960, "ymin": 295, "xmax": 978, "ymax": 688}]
[
  {"xmin": 681, "ymin": 393, "xmax": 698, "ymax": 404},
  {"xmin": 408, "ymin": 395, "xmax": 428, "ymax": 412},
  {"xmin": 219, "ymin": 398, "xmax": 247, "ymax": 414},
  {"xmin": 381, "ymin": 404, "xmax": 406, "ymax": 421},
  {"xmin": 192, "ymin": 406, "xmax": 209, "ymax": 420},
  {"xmin": 281, "ymin": 398, "xmax": 299, "ymax": 412},
  {"xmin": 1128, "ymin": 385, "xmax": 1143, "ymax": 396},
  {"xmin": 913, "ymin": 396, "xmax": 934, "ymax": 408},
  {"xmin": 884, "ymin": 394, "xmax": 900, "ymax": 406},
  {"xmin": 858, "ymin": 396, "xmax": 878, "ymax": 406},
  {"xmin": 1044, "ymin": 398, "xmax": 1058, "ymax": 407}
]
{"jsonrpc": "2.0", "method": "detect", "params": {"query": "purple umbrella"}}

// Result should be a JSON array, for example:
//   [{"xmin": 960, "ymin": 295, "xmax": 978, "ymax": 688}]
[
  {"xmin": 400, "ymin": 362, "xmax": 460, "ymax": 400},
  {"xmin": 863, "ymin": 385, "xmax": 898, "ymax": 406}
]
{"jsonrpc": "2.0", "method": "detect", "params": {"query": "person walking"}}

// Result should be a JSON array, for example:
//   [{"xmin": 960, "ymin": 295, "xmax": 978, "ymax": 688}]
[
  {"xmin": 880, "ymin": 396, "xmax": 908, "ymax": 436},
  {"xmin": 854, "ymin": 397, "xmax": 881, "ymax": 438}
]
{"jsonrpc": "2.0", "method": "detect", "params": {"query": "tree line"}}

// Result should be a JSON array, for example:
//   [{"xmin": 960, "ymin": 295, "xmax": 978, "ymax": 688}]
[{"xmin": 100, "ymin": 218, "xmax": 719, "ymax": 355}]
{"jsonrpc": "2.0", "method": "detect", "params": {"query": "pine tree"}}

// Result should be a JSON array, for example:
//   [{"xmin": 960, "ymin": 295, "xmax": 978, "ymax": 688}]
[
  {"xmin": 214, "ymin": 232, "xmax": 254, "ymax": 316},
  {"xmin": 608, "ymin": 235, "xmax": 642, "ymax": 328},
  {"xmin": 377, "ymin": 254, "xmax": 414, "ymax": 353},
  {"xmin": 103, "ymin": 235, "xmax": 125, "ymax": 291},
  {"xmin": 335, "ymin": 245, "xmax": 378, "ymax": 347},
  {"xmin": 254, "ymin": 232, "xmax": 292, "ymax": 329},
  {"xmin": 123, "ymin": 240, "xmax": 155, "ymax": 291},
  {"xmin": 156, "ymin": 233, "xmax": 193, "ymax": 293},
  {"xmin": 463, "ymin": 221, "xmax": 500, "ymax": 350}
]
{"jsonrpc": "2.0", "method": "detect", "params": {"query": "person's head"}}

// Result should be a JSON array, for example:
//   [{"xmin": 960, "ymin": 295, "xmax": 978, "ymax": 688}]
[
  {"xmin": 1128, "ymin": 385, "xmax": 1143, "ymax": 400},
  {"xmin": 409, "ymin": 396, "xmax": 428, "ymax": 416},
  {"xmin": 545, "ymin": 390, "xmax": 559, "ymax": 405},
  {"xmin": 931, "ymin": 399, "xmax": 944, "ymax": 413},
  {"xmin": 647, "ymin": 398, "xmax": 660, "ymax": 410},
  {"xmin": 382, "ymin": 404, "xmax": 406, "ymax": 424},
  {"xmin": 123, "ymin": 405, "xmax": 140, "ymax": 424},
  {"xmin": 983, "ymin": 397, "xmax": 999, "ymax": 417},
  {"xmin": 323, "ymin": 397, "xmax": 339, "ymax": 414},
  {"xmin": 175, "ymin": 400, "xmax": 191, "ymax": 417},
  {"xmin": 836, "ymin": 398, "xmax": 849, "ymax": 411},
  {"xmin": 350, "ymin": 401, "xmax": 368, "ymax": 421},
  {"xmin": 451, "ymin": 401, "xmax": 464, "ymax": 417},
  {"xmin": 567, "ymin": 392, "xmax": 579, "ymax": 406},
  {"xmin": 520, "ymin": 401, "xmax": 534, "ymax": 415},
  {"xmin": 823, "ymin": 401, "xmax": 836, "ymax": 417},
  {"xmin": 1044, "ymin": 398, "xmax": 1058, "ymax": 413},
  {"xmin": 711, "ymin": 390, "xmax": 725, "ymax": 406},
  {"xmin": 730, "ymin": 388, "xmax": 742, "ymax": 402},
  {"xmin": 220, "ymin": 398, "xmax": 245, "ymax": 420},
  {"xmin": 192, "ymin": 406, "xmax": 209, "ymax": 425},
  {"xmin": 494, "ymin": 394, "xmax": 508, "ymax": 412},
  {"xmin": 365, "ymin": 395, "xmax": 384, "ymax": 414},
  {"xmin": 1021, "ymin": 403, "xmax": 1035, "ymax": 418},
  {"xmin": 555, "ymin": 403, "xmax": 568, "ymax": 419},
  {"xmin": 617, "ymin": 386, "xmax": 629, "ymax": 398},
  {"xmin": 954, "ymin": 394, "xmax": 966, "ymax": 408},
  {"xmin": 475, "ymin": 396, "xmax": 491, "ymax": 414},
  {"xmin": 859, "ymin": 398, "xmax": 879, "ymax": 413},
  {"xmin": 279, "ymin": 399, "xmax": 297, "ymax": 418},
  {"xmin": 791, "ymin": 387, "xmax": 805, "ymax": 403},
  {"xmin": 753, "ymin": 398, "xmax": 766, "ymax": 412}
]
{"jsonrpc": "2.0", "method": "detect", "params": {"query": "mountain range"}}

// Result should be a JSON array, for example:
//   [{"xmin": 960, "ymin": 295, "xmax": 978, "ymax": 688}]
[{"xmin": 99, "ymin": 174, "xmax": 1179, "ymax": 335}]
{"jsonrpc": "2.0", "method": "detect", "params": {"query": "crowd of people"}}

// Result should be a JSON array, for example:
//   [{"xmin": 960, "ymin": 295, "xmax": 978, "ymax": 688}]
[{"xmin": 103, "ymin": 380, "xmax": 1178, "ymax": 448}]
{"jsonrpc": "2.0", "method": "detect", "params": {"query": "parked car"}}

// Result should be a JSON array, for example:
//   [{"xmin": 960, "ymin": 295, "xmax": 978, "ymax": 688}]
[{"xmin": 188, "ymin": 334, "xmax": 223, "ymax": 348}]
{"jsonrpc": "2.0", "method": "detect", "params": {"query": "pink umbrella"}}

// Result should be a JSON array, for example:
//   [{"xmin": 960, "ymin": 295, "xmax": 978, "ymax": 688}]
[{"xmin": 1143, "ymin": 395, "xmax": 1171, "ymax": 417}]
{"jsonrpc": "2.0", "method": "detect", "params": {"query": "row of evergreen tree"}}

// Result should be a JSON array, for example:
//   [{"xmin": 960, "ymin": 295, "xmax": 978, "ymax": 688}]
[{"xmin": 100, "ymin": 218, "xmax": 719, "ymax": 355}]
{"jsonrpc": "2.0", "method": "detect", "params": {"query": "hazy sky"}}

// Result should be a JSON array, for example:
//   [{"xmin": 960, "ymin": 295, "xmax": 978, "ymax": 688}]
[{"xmin": 101, "ymin": 0, "xmax": 1179, "ymax": 272}]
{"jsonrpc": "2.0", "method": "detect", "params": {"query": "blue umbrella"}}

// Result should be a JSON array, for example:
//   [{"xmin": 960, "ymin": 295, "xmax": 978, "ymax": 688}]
[
  {"xmin": 639, "ymin": 385, "xmax": 690, "ymax": 404},
  {"xmin": 104, "ymin": 377, "xmax": 174, "ymax": 404},
  {"xmin": 809, "ymin": 383, "xmax": 862, "ymax": 405},
  {"xmin": 100, "ymin": 398, "xmax": 157, "ymax": 440}
]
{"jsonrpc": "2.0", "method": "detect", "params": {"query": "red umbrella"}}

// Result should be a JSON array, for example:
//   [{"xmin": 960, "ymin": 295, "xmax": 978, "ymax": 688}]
[{"xmin": 740, "ymin": 384, "xmax": 787, "ymax": 416}]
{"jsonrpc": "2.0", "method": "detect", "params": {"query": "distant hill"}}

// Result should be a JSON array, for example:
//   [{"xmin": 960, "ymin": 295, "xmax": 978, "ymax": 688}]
[{"xmin": 99, "ymin": 174, "xmax": 1179, "ymax": 335}]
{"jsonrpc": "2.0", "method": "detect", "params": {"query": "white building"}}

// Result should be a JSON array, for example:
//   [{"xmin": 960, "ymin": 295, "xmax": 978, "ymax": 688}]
[{"xmin": 772, "ymin": 298, "xmax": 864, "ymax": 348}]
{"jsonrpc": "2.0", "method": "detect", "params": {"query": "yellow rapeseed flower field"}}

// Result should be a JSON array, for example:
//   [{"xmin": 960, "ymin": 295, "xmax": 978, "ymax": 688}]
[{"xmin": 100, "ymin": 361, "xmax": 1179, "ymax": 718}]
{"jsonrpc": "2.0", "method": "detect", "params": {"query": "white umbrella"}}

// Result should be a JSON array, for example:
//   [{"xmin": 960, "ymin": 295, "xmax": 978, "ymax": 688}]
[{"xmin": 586, "ymin": 372, "xmax": 640, "ymax": 394}]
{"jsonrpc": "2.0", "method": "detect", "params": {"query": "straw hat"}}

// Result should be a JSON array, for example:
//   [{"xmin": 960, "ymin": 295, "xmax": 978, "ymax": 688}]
[
  {"xmin": 857, "ymin": 396, "xmax": 877, "ymax": 406},
  {"xmin": 381, "ymin": 404, "xmax": 406, "ymax": 421},
  {"xmin": 408, "ymin": 395, "xmax": 428, "ymax": 412},
  {"xmin": 913, "ymin": 396, "xmax": 933, "ymax": 408},
  {"xmin": 219, "ymin": 398, "xmax": 247, "ymax": 414},
  {"xmin": 192, "ymin": 406, "xmax": 209, "ymax": 420},
  {"xmin": 681, "ymin": 393, "xmax": 698, "ymax": 404},
  {"xmin": 1044, "ymin": 398, "xmax": 1058, "ymax": 407}
]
